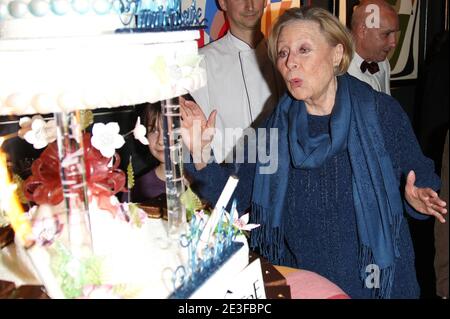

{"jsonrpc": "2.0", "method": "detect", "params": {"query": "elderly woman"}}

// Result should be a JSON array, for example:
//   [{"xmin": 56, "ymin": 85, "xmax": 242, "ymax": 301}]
[{"xmin": 180, "ymin": 7, "xmax": 447, "ymax": 298}]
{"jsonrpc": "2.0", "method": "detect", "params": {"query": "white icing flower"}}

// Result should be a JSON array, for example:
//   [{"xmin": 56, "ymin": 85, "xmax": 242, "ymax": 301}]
[
  {"xmin": 226, "ymin": 207, "xmax": 260, "ymax": 232},
  {"xmin": 133, "ymin": 117, "xmax": 149, "ymax": 145},
  {"xmin": 18, "ymin": 115, "xmax": 57, "ymax": 149},
  {"xmin": 234, "ymin": 213, "xmax": 260, "ymax": 231},
  {"xmin": 91, "ymin": 122, "xmax": 125, "ymax": 158}
]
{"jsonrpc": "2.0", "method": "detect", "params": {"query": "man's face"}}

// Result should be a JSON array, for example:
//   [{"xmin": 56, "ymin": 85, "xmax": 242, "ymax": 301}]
[
  {"xmin": 362, "ymin": 9, "xmax": 399, "ymax": 62},
  {"xmin": 219, "ymin": 0, "xmax": 267, "ymax": 32}
]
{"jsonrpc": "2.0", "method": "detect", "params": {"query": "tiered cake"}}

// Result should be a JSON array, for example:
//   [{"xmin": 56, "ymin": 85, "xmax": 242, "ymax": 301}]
[
  {"xmin": 0, "ymin": 197, "xmax": 250, "ymax": 298},
  {"xmin": 0, "ymin": 0, "xmax": 257, "ymax": 299},
  {"xmin": 0, "ymin": 0, "xmax": 205, "ymax": 116},
  {"xmin": 0, "ymin": 0, "xmax": 123, "ymax": 39}
]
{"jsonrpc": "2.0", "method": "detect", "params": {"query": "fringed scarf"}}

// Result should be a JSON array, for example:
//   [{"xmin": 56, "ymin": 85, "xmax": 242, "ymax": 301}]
[{"xmin": 251, "ymin": 74, "xmax": 403, "ymax": 298}]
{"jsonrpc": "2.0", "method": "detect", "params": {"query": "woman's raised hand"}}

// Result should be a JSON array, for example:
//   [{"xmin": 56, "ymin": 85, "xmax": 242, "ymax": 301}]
[{"xmin": 180, "ymin": 96, "xmax": 217, "ymax": 169}]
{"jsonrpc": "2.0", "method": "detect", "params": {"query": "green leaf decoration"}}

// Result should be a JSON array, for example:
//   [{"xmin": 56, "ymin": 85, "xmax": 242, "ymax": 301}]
[
  {"xmin": 50, "ymin": 242, "xmax": 103, "ymax": 299},
  {"xmin": 79, "ymin": 110, "xmax": 94, "ymax": 131},
  {"xmin": 128, "ymin": 203, "xmax": 143, "ymax": 228},
  {"xmin": 127, "ymin": 158, "xmax": 135, "ymax": 190},
  {"xmin": 181, "ymin": 187, "xmax": 203, "ymax": 211},
  {"xmin": 12, "ymin": 174, "xmax": 28, "ymax": 204},
  {"xmin": 180, "ymin": 187, "xmax": 203, "ymax": 221}
]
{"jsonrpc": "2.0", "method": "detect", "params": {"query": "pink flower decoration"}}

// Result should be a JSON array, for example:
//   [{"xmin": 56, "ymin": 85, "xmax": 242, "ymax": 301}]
[
  {"xmin": 227, "ymin": 207, "xmax": 260, "ymax": 232},
  {"xmin": 233, "ymin": 213, "xmax": 260, "ymax": 231}
]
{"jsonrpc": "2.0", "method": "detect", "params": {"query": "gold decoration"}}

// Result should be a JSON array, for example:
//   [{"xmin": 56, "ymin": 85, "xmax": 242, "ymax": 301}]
[{"xmin": 79, "ymin": 110, "xmax": 94, "ymax": 131}]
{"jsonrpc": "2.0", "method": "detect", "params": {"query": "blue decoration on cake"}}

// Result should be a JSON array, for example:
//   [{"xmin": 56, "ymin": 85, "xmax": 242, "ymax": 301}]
[
  {"xmin": 168, "ymin": 201, "xmax": 242, "ymax": 299},
  {"xmin": 170, "ymin": 242, "xmax": 244, "ymax": 299},
  {"xmin": 115, "ymin": 0, "xmax": 206, "ymax": 33}
]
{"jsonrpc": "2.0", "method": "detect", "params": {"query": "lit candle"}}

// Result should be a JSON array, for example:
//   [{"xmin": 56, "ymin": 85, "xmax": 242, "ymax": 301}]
[
  {"xmin": 0, "ymin": 151, "xmax": 33, "ymax": 247},
  {"xmin": 199, "ymin": 175, "xmax": 239, "ymax": 244},
  {"xmin": 0, "ymin": 150, "xmax": 65, "ymax": 298}
]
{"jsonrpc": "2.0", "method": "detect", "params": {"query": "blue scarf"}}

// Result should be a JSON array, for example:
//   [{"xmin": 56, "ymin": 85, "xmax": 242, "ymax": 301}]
[{"xmin": 251, "ymin": 74, "xmax": 403, "ymax": 298}]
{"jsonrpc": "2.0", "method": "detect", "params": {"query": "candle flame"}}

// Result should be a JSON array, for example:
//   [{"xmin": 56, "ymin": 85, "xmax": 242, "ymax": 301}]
[{"xmin": 0, "ymin": 150, "xmax": 33, "ymax": 246}]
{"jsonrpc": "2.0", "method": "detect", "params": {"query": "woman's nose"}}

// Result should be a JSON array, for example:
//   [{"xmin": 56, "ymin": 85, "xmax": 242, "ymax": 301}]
[{"xmin": 286, "ymin": 53, "xmax": 298, "ymax": 70}]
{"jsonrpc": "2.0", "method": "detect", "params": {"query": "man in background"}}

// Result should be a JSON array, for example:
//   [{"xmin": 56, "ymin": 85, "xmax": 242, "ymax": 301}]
[
  {"xmin": 348, "ymin": 0, "xmax": 399, "ymax": 95},
  {"xmin": 188, "ymin": 0, "xmax": 284, "ymax": 163}
]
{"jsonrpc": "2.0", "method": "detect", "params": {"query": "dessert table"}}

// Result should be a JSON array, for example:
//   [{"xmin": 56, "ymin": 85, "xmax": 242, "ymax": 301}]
[
  {"xmin": 0, "ymin": 265, "xmax": 350, "ymax": 299},
  {"xmin": 1, "ymin": 225, "xmax": 348, "ymax": 299}
]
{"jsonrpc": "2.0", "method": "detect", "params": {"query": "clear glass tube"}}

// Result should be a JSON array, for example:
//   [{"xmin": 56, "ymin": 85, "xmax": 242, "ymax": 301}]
[
  {"xmin": 161, "ymin": 98, "xmax": 186, "ymax": 239},
  {"xmin": 54, "ymin": 111, "xmax": 92, "ymax": 258}
]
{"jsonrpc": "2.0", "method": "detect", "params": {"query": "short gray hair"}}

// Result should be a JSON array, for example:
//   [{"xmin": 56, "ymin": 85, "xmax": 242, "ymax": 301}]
[{"xmin": 268, "ymin": 7, "xmax": 354, "ymax": 75}]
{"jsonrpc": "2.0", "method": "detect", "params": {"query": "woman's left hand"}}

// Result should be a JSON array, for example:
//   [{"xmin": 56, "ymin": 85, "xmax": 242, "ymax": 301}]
[{"xmin": 405, "ymin": 170, "xmax": 447, "ymax": 223}]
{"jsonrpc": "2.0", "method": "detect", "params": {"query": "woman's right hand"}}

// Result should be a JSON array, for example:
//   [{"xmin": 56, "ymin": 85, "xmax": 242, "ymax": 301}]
[{"xmin": 180, "ymin": 96, "xmax": 217, "ymax": 169}]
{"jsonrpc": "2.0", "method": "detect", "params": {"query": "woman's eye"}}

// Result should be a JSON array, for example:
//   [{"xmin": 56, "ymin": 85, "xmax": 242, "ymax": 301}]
[
  {"xmin": 299, "ymin": 47, "xmax": 310, "ymax": 54},
  {"xmin": 278, "ymin": 50, "xmax": 288, "ymax": 58}
]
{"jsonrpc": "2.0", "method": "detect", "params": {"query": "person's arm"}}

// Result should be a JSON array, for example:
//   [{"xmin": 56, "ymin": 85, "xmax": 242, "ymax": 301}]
[
  {"xmin": 184, "ymin": 160, "xmax": 256, "ymax": 213},
  {"xmin": 180, "ymin": 96, "xmax": 216, "ymax": 170},
  {"xmin": 180, "ymin": 97, "xmax": 256, "ymax": 213},
  {"xmin": 377, "ymin": 93, "xmax": 447, "ymax": 222}
]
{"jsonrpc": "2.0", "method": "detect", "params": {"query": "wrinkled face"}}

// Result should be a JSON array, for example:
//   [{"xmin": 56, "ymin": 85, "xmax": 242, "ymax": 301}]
[
  {"xmin": 361, "ymin": 10, "xmax": 399, "ymax": 62},
  {"xmin": 219, "ymin": 0, "xmax": 267, "ymax": 31},
  {"xmin": 276, "ymin": 20, "xmax": 343, "ymax": 102},
  {"xmin": 147, "ymin": 119, "xmax": 165, "ymax": 163}
]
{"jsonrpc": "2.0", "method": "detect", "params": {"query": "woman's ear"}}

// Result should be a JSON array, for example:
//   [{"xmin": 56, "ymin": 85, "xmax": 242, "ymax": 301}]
[{"xmin": 333, "ymin": 44, "xmax": 344, "ymax": 68}]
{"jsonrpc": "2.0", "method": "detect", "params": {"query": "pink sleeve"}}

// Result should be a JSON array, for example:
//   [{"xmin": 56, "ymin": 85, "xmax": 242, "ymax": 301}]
[{"xmin": 285, "ymin": 270, "xmax": 350, "ymax": 299}]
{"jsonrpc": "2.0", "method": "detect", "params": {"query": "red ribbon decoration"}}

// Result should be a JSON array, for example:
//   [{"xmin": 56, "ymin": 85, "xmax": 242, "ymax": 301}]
[{"xmin": 23, "ymin": 133, "xmax": 126, "ymax": 212}]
